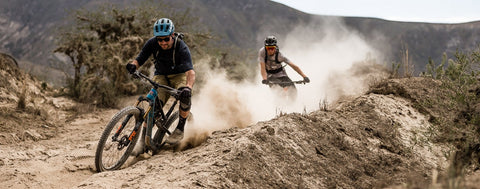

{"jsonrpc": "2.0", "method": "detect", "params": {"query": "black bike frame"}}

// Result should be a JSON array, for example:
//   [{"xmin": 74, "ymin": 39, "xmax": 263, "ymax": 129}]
[{"xmin": 115, "ymin": 71, "xmax": 180, "ymax": 151}]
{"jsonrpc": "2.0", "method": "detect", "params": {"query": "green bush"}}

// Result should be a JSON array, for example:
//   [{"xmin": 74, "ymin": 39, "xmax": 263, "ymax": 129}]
[{"xmin": 420, "ymin": 47, "xmax": 480, "ymax": 184}]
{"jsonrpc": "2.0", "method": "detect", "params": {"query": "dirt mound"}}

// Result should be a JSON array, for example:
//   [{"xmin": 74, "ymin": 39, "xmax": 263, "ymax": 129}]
[
  {"xmin": 72, "ymin": 77, "xmax": 447, "ymax": 188},
  {"xmin": 1, "ymin": 61, "xmax": 472, "ymax": 188},
  {"xmin": 0, "ymin": 54, "xmax": 90, "ymax": 188},
  {"xmin": 0, "ymin": 53, "xmax": 68, "ymax": 145}
]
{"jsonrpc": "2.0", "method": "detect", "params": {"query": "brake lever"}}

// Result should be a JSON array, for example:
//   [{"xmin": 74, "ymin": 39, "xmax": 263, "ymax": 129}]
[
  {"xmin": 130, "ymin": 71, "xmax": 141, "ymax": 79},
  {"xmin": 173, "ymin": 91, "xmax": 181, "ymax": 99}
]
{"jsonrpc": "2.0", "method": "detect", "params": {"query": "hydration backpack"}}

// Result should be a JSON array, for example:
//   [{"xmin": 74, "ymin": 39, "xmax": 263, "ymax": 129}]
[{"xmin": 172, "ymin": 32, "xmax": 185, "ymax": 66}]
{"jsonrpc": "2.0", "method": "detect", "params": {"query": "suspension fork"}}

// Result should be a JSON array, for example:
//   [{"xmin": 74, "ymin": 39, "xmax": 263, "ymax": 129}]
[
  {"xmin": 111, "ymin": 108, "xmax": 144, "ymax": 149},
  {"xmin": 112, "ymin": 114, "xmax": 134, "ymax": 141},
  {"xmin": 115, "ymin": 99, "xmax": 145, "ymax": 141},
  {"xmin": 126, "ymin": 121, "xmax": 143, "ymax": 145},
  {"xmin": 112, "ymin": 97, "xmax": 145, "ymax": 141}
]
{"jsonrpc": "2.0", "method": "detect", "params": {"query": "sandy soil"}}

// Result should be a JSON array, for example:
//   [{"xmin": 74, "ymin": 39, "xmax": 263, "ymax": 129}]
[
  {"xmin": 0, "ymin": 82, "xmax": 446, "ymax": 188},
  {"xmin": 2, "ymin": 58, "xmax": 480, "ymax": 188}
]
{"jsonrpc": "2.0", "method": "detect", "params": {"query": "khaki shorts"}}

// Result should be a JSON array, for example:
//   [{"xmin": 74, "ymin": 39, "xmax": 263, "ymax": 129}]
[{"xmin": 153, "ymin": 73, "xmax": 189, "ymax": 104}]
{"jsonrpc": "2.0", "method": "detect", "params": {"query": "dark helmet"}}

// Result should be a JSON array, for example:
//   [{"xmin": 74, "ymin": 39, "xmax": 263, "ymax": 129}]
[
  {"xmin": 264, "ymin": 35, "xmax": 277, "ymax": 46},
  {"xmin": 153, "ymin": 18, "xmax": 175, "ymax": 36}
]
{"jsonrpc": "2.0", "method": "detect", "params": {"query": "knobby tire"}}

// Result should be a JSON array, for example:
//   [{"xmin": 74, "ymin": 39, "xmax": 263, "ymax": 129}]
[{"xmin": 95, "ymin": 106, "xmax": 142, "ymax": 172}]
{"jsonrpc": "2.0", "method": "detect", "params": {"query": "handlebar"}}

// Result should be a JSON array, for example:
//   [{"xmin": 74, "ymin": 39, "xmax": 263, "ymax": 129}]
[
  {"xmin": 264, "ymin": 80, "xmax": 307, "ymax": 85},
  {"xmin": 132, "ymin": 71, "xmax": 180, "ymax": 99}
]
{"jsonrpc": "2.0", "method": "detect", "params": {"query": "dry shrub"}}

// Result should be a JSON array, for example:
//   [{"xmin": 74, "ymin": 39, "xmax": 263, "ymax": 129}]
[{"xmin": 78, "ymin": 75, "xmax": 116, "ymax": 108}]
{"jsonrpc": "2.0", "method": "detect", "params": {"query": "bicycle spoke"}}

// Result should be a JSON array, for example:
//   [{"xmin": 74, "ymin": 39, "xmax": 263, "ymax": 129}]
[{"xmin": 95, "ymin": 106, "xmax": 141, "ymax": 172}]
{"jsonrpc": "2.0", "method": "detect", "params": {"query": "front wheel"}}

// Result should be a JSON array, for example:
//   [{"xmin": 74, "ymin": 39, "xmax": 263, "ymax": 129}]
[{"xmin": 95, "ymin": 106, "xmax": 142, "ymax": 172}]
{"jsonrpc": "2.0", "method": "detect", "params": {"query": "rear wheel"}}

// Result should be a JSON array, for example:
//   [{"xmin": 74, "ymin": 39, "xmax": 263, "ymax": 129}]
[
  {"xmin": 153, "ymin": 111, "xmax": 179, "ymax": 147},
  {"xmin": 95, "ymin": 106, "xmax": 142, "ymax": 172}
]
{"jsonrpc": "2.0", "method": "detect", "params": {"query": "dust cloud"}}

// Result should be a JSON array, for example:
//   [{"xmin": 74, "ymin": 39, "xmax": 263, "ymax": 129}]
[
  {"xmin": 183, "ymin": 69, "xmax": 275, "ymax": 147},
  {"xmin": 281, "ymin": 18, "xmax": 387, "ymax": 109},
  {"xmin": 183, "ymin": 18, "xmax": 387, "ymax": 147}
]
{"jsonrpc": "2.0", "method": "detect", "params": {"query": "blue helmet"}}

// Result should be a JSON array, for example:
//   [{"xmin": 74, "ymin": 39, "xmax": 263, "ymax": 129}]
[{"xmin": 153, "ymin": 18, "xmax": 174, "ymax": 36}]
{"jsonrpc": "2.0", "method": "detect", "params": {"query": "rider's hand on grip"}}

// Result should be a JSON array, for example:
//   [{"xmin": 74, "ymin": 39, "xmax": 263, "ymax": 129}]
[
  {"xmin": 126, "ymin": 63, "xmax": 137, "ymax": 74},
  {"xmin": 262, "ymin": 79, "xmax": 268, "ymax": 84},
  {"xmin": 303, "ymin": 77, "xmax": 310, "ymax": 83}
]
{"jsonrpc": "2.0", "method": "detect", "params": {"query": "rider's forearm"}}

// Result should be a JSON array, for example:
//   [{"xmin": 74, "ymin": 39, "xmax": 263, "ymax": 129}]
[
  {"xmin": 289, "ymin": 62, "xmax": 307, "ymax": 78},
  {"xmin": 295, "ymin": 68, "xmax": 307, "ymax": 78},
  {"xmin": 185, "ymin": 69, "xmax": 195, "ymax": 89},
  {"xmin": 261, "ymin": 70, "xmax": 267, "ymax": 80}
]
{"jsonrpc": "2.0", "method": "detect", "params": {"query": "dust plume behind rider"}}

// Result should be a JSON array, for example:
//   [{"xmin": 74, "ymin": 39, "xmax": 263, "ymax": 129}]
[
  {"xmin": 126, "ymin": 18, "xmax": 195, "ymax": 144},
  {"xmin": 259, "ymin": 35, "xmax": 310, "ymax": 88}
]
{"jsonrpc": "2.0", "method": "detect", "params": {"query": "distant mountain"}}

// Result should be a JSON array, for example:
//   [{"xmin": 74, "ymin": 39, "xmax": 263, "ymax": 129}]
[
  {"xmin": 342, "ymin": 17, "xmax": 480, "ymax": 69},
  {"xmin": 1, "ymin": 0, "xmax": 480, "ymax": 85}
]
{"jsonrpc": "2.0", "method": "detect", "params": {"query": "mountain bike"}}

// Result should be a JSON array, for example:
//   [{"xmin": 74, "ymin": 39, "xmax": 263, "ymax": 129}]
[
  {"xmin": 95, "ymin": 71, "xmax": 180, "ymax": 172},
  {"xmin": 264, "ymin": 79, "xmax": 307, "ymax": 102}
]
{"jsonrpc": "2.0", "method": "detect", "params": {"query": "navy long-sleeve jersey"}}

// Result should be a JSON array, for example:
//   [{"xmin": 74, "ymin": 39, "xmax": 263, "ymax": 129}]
[{"xmin": 135, "ymin": 37, "xmax": 193, "ymax": 75}]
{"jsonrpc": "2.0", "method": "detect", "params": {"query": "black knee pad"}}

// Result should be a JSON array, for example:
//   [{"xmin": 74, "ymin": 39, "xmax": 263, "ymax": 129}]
[{"xmin": 180, "ymin": 99, "xmax": 191, "ymax": 111}]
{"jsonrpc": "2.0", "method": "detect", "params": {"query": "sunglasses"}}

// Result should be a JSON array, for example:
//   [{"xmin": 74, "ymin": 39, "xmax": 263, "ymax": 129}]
[
  {"xmin": 156, "ymin": 36, "xmax": 171, "ymax": 42},
  {"xmin": 265, "ymin": 46, "xmax": 276, "ymax": 50}
]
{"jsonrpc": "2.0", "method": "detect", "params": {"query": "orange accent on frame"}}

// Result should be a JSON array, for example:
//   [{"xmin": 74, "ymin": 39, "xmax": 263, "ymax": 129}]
[
  {"xmin": 129, "ymin": 131, "xmax": 137, "ymax": 141},
  {"xmin": 115, "ymin": 124, "xmax": 123, "ymax": 134}
]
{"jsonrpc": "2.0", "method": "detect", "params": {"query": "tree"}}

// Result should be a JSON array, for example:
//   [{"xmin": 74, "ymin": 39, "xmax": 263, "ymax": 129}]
[{"xmin": 55, "ymin": 2, "xmax": 211, "ymax": 107}]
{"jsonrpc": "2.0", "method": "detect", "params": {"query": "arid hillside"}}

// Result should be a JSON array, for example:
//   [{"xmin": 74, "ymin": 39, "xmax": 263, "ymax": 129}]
[
  {"xmin": 2, "ymin": 0, "xmax": 480, "ymax": 86},
  {"xmin": 2, "ymin": 53, "xmax": 480, "ymax": 188}
]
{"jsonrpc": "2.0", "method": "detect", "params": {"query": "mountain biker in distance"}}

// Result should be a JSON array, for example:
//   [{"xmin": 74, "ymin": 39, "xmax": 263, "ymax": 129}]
[
  {"xmin": 259, "ymin": 35, "xmax": 310, "ymax": 100},
  {"xmin": 126, "ymin": 18, "xmax": 195, "ymax": 145}
]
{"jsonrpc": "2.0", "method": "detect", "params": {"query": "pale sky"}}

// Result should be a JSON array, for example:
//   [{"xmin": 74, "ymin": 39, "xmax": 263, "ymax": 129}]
[{"xmin": 271, "ymin": 0, "xmax": 480, "ymax": 23}]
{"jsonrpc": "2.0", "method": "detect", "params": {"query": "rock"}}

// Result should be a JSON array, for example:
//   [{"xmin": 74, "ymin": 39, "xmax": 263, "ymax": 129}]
[{"xmin": 24, "ymin": 129, "xmax": 43, "ymax": 141}]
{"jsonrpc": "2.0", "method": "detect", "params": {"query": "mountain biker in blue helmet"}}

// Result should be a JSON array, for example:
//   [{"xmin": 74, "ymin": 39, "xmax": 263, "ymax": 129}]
[
  {"xmin": 126, "ymin": 18, "xmax": 195, "ymax": 145},
  {"xmin": 259, "ymin": 35, "xmax": 309, "ymax": 99}
]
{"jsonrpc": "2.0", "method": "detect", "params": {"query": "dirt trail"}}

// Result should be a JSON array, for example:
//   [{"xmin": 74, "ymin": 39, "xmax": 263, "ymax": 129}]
[
  {"xmin": 2, "ymin": 56, "xmax": 480, "ymax": 188},
  {"xmin": 1, "ymin": 90, "xmax": 445, "ymax": 188},
  {"xmin": 0, "ymin": 100, "xmax": 116, "ymax": 188}
]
